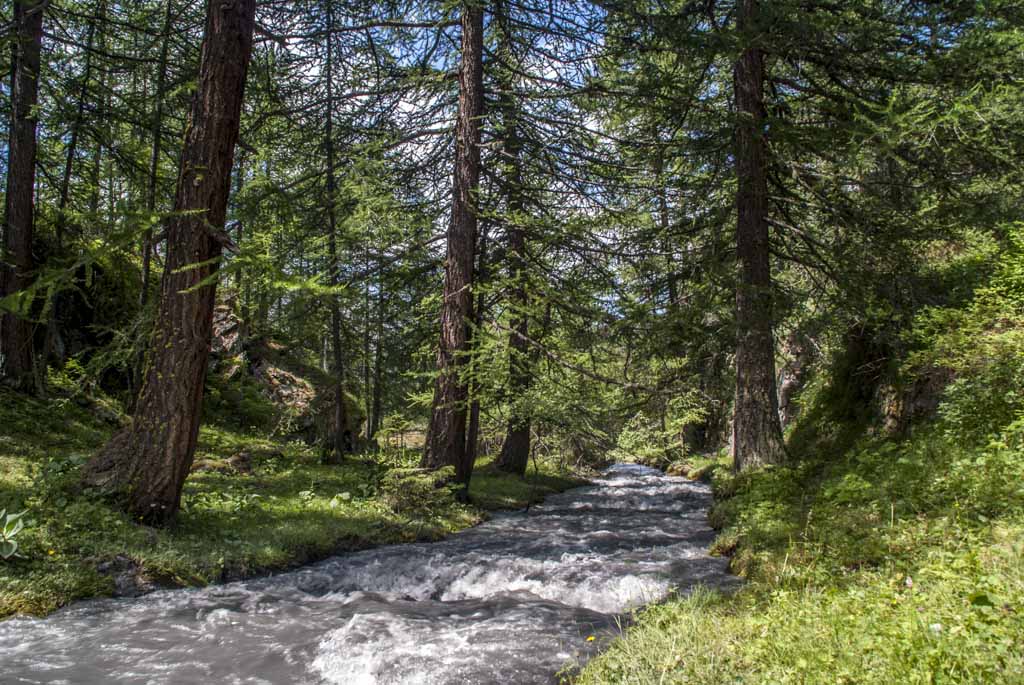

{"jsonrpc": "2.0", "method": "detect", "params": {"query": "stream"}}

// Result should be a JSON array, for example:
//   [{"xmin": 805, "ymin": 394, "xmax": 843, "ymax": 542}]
[{"xmin": 0, "ymin": 464, "xmax": 737, "ymax": 684}]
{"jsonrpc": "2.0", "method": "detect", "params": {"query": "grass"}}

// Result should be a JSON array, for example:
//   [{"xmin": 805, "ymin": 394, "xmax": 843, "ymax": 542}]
[
  {"xmin": 470, "ymin": 455, "xmax": 588, "ymax": 509},
  {"xmin": 0, "ymin": 386, "xmax": 583, "ymax": 619},
  {"xmin": 581, "ymin": 266, "xmax": 1024, "ymax": 685},
  {"xmin": 575, "ymin": 427, "xmax": 1024, "ymax": 684}
]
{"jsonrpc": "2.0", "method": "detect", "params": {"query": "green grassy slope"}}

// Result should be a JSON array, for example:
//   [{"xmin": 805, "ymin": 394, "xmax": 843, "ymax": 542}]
[{"xmin": 578, "ymin": 238, "xmax": 1024, "ymax": 684}]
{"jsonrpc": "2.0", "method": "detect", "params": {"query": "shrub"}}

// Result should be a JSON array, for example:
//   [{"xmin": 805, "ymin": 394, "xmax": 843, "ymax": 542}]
[
  {"xmin": 203, "ymin": 374, "xmax": 277, "ymax": 431},
  {"xmin": 611, "ymin": 396, "xmax": 706, "ymax": 469},
  {"xmin": 907, "ymin": 226, "xmax": 1024, "ymax": 445},
  {"xmin": 379, "ymin": 466, "xmax": 459, "ymax": 522}
]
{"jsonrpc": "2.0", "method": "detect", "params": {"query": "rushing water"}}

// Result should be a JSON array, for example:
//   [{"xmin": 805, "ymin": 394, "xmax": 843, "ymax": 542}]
[{"xmin": 0, "ymin": 464, "xmax": 737, "ymax": 684}]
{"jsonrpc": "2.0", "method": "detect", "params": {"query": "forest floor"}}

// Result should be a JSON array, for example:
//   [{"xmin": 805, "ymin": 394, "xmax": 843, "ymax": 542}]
[
  {"xmin": 0, "ymin": 386, "xmax": 585, "ymax": 619},
  {"xmin": 576, "ymin": 427, "xmax": 1024, "ymax": 683}
]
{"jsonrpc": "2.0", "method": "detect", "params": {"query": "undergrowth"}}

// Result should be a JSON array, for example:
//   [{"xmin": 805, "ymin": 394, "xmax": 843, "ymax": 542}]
[
  {"xmin": 577, "ymin": 424, "xmax": 1024, "ymax": 684},
  {"xmin": 0, "ymin": 386, "xmax": 581, "ymax": 618},
  {"xmin": 577, "ymin": 233, "xmax": 1024, "ymax": 683}
]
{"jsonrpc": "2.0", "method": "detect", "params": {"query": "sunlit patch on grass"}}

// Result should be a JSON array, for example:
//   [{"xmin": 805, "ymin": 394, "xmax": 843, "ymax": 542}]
[{"xmin": 0, "ymin": 388, "xmax": 583, "ymax": 618}]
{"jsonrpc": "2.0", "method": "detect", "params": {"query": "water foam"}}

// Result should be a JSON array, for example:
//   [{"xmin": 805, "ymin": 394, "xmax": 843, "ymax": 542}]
[{"xmin": 0, "ymin": 464, "xmax": 736, "ymax": 684}]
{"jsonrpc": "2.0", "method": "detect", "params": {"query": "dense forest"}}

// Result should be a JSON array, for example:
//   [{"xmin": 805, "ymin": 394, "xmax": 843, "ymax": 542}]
[{"xmin": 1, "ymin": 0, "xmax": 1023, "ymax": 682}]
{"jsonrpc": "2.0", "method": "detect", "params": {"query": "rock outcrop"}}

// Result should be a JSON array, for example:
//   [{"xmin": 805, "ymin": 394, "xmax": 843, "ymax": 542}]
[{"xmin": 207, "ymin": 303, "xmax": 364, "ymax": 448}]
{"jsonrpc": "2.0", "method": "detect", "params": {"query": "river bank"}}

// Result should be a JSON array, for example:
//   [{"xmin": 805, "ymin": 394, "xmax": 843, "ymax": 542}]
[
  {"xmin": 1, "ymin": 464, "xmax": 732, "ymax": 683},
  {"xmin": 0, "ymin": 387, "xmax": 584, "ymax": 619},
  {"xmin": 577, "ymin": 431, "xmax": 1024, "ymax": 683}
]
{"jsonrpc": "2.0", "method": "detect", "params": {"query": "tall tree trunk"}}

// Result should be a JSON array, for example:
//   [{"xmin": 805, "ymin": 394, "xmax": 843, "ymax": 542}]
[
  {"xmin": 128, "ymin": 0, "xmax": 174, "ymax": 405},
  {"xmin": 105, "ymin": 146, "xmax": 115, "ymax": 225},
  {"xmin": 1, "ymin": 0, "xmax": 45, "ymax": 393},
  {"xmin": 465, "ymin": 228, "xmax": 488, "ymax": 465},
  {"xmin": 81, "ymin": 0, "xmax": 257, "ymax": 523},
  {"xmin": 88, "ymin": 100, "xmax": 104, "ymax": 216},
  {"xmin": 369, "ymin": 283, "xmax": 384, "ymax": 440},
  {"xmin": 495, "ymin": 1, "xmax": 532, "ymax": 476},
  {"xmin": 422, "ymin": 1, "xmax": 484, "ymax": 489},
  {"xmin": 652, "ymin": 142, "xmax": 680, "ymax": 313},
  {"xmin": 732, "ymin": 0, "xmax": 786, "ymax": 471},
  {"xmin": 140, "ymin": 0, "xmax": 174, "ymax": 309},
  {"xmin": 363, "ymin": 243, "xmax": 371, "ymax": 442},
  {"xmin": 465, "ymin": 391, "xmax": 482, "ymax": 466},
  {"xmin": 323, "ymin": 0, "xmax": 349, "ymax": 462},
  {"xmin": 231, "ymin": 153, "xmax": 245, "ymax": 306},
  {"xmin": 46, "ymin": 1, "xmax": 104, "ymax": 366},
  {"xmin": 88, "ymin": 11, "xmax": 107, "ymax": 222},
  {"xmin": 55, "ymin": 6, "xmax": 97, "ymax": 250},
  {"xmin": 494, "ymin": 221, "xmax": 531, "ymax": 475}
]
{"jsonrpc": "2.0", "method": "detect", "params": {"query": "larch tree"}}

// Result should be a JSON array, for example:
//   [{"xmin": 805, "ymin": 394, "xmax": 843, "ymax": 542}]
[
  {"xmin": 494, "ymin": 0, "xmax": 533, "ymax": 476},
  {"xmin": 323, "ymin": 0, "xmax": 351, "ymax": 462},
  {"xmin": 140, "ymin": 0, "xmax": 176, "ymax": 308},
  {"xmin": 81, "ymin": 0, "xmax": 258, "ymax": 524},
  {"xmin": 45, "ymin": 0, "xmax": 107, "ymax": 366},
  {"xmin": 53, "ymin": 1, "xmax": 98, "ymax": 254},
  {"xmin": 1, "ymin": 0, "xmax": 46, "ymax": 393},
  {"xmin": 731, "ymin": 0, "xmax": 786, "ymax": 470},
  {"xmin": 422, "ymin": 0, "xmax": 485, "ymax": 488}
]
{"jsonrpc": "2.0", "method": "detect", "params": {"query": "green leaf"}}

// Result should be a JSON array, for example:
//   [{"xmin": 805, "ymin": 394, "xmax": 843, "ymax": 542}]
[
  {"xmin": 969, "ymin": 591, "xmax": 996, "ymax": 607},
  {"xmin": 4, "ymin": 516, "xmax": 24, "ymax": 538},
  {"xmin": 0, "ymin": 540, "xmax": 16, "ymax": 559}
]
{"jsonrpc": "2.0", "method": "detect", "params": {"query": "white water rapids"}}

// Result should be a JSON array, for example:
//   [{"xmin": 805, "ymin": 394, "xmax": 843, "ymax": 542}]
[{"xmin": 0, "ymin": 464, "xmax": 737, "ymax": 684}]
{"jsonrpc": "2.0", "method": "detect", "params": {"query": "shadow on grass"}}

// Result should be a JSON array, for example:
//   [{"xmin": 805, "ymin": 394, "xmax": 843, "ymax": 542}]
[{"xmin": 0, "ymin": 389, "xmax": 585, "ymax": 618}]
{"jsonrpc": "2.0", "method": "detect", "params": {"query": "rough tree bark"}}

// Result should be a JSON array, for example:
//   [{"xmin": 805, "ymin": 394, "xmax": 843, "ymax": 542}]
[
  {"xmin": 1, "ymin": 0, "xmax": 46, "ymax": 393},
  {"xmin": 81, "ymin": 0, "xmax": 257, "ymax": 523},
  {"xmin": 422, "ymin": 1, "xmax": 484, "ymax": 488},
  {"xmin": 732, "ymin": 0, "xmax": 787, "ymax": 471}
]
